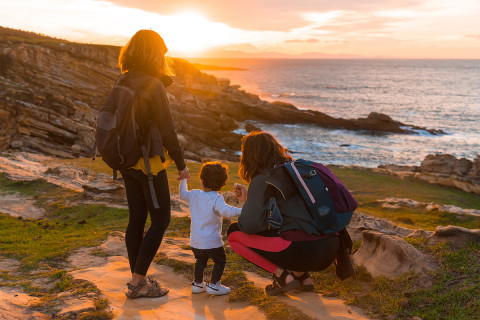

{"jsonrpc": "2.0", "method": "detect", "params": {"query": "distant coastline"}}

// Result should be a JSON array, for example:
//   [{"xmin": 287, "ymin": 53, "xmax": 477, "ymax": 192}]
[{"xmin": 191, "ymin": 63, "xmax": 246, "ymax": 71}]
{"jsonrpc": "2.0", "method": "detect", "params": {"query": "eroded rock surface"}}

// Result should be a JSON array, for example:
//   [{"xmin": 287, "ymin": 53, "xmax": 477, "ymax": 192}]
[
  {"xmin": 347, "ymin": 211, "xmax": 421, "ymax": 243},
  {"xmin": 428, "ymin": 225, "xmax": 480, "ymax": 250},
  {"xmin": 352, "ymin": 231, "xmax": 438, "ymax": 281},
  {"xmin": 0, "ymin": 287, "xmax": 49, "ymax": 320},
  {"xmin": 377, "ymin": 197, "xmax": 480, "ymax": 217},
  {"xmin": 0, "ymin": 192, "xmax": 45, "ymax": 219}
]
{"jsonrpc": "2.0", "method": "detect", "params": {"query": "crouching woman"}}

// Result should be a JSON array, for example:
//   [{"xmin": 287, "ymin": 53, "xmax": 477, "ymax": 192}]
[{"xmin": 228, "ymin": 131, "xmax": 340, "ymax": 296}]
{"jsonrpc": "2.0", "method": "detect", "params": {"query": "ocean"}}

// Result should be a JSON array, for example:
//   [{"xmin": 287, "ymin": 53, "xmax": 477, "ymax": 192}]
[{"xmin": 190, "ymin": 59, "xmax": 480, "ymax": 167}]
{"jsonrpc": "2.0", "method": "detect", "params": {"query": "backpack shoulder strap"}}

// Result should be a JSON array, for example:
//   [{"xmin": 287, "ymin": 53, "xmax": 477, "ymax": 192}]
[{"xmin": 142, "ymin": 129, "xmax": 160, "ymax": 209}]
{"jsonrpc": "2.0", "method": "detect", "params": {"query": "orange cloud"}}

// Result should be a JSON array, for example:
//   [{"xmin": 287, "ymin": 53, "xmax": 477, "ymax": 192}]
[{"xmin": 284, "ymin": 38, "xmax": 319, "ymax": 43}]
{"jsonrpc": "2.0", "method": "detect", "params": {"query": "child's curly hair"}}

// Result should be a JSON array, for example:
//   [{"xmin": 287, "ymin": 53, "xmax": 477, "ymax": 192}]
[{"xmin": 200, "ymin": 161, "xmax": 229, "ymax": 191}]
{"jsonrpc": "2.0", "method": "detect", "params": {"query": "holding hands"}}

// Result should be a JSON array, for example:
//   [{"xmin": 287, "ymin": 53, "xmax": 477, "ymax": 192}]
[
  {"xmin": 233, "ymin": 183, "xmax": 247, "ymax": 202},
  {"xmin": 177, "ymin": 166, "xmax": 190, "ymax": 180}
]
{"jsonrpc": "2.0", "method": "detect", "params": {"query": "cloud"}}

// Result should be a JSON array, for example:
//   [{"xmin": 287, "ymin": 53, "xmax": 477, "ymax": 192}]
[
  {"xmin": 466, "ymin": 35, "xmax": 480, "ymax": 40},
  {"xmin": 284, "ymin": 38, "xmax": 319, "ymax": 43}
]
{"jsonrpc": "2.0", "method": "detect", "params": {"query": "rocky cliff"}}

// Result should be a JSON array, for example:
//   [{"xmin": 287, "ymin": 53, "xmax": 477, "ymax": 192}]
[{"xmin": 0, "ymin": 27, "xmax": 444, "ymax": 161}]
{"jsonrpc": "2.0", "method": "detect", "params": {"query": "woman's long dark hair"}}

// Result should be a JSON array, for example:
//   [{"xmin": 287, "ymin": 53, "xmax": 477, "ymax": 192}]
[{"xmin": 239, "ymin": 131, "xmax": 292, "ymax": 183}]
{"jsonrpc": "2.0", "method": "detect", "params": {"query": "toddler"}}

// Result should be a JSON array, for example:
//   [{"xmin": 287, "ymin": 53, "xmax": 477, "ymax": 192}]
[{"xmin": 179, "ymin": 161, "xmax": 242, "ymax": 295}]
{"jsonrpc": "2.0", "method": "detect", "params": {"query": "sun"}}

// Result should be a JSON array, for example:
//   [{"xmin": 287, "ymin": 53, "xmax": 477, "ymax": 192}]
[{"xmin": 158, "ymin": 11, "xmax": 233, "ymax": 56}]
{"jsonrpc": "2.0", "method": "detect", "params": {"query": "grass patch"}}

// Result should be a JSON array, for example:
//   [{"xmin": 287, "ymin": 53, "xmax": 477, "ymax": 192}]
[
  {"xmin": 309, "ymin": 241, "xmax": 480, "ymax": 320},
  {"xmin": 0, "ymin": 173, "xmax": 60, "ymax": 197},
  {"xmin": 0, "ymin": 205, "xmax": 128, "ymax": 269},
  {"xmin": 357, "ymin": 203, "xmax": 480, "ymax": 230},
  {"xmin": 332, "ymin": 167, "xmax": 480, "ymax": 209},
  {"xmin": 330, "ymin": 167, "xmax": 480, "ymax": 230},
  {"xmin": 165, "ymin": 216, "xmax": 191, "ymax": 237},
  {"xmin": 397, "ymin": 241, "xmax": 480, "ymax": 320}
]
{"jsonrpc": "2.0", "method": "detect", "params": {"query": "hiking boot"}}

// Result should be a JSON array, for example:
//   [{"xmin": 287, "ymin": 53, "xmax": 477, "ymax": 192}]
[
  {"xmin": 206, "ymin": 281, "xmax": 231, "ymax": 295},
  {"xmin": 191, "ymin": 281, "xmax": 206, "ymax": 294}
]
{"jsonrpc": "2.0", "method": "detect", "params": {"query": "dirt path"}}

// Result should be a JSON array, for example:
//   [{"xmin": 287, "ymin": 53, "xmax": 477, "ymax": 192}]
[
  {"xmin": 68, "ymin": 236, "xmax": 266, "ymax": 320},
  {"xmin": 67, "ymin": 236, "xmax": 371, "ymax": 320}
]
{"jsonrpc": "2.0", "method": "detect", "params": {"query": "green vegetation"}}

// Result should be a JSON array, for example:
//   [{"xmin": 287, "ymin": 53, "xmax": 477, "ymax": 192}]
[
  {"xmin": 62, "ymin": 158, "xmax": 480, "ymax": 231},
  {"xmin": 330, "ymin": 166, "xmax": 480, "ymax": 230},
  {"xmin": 0, "ymin": 205, "xmax": 128, "ymax": 269},
  {"xmin": 0, "ymin": 174, "xmax": 122, "ymax": 318},
  {"xmin": 332, "ymin": 166, "xmax": 480, "ymax": 209}
]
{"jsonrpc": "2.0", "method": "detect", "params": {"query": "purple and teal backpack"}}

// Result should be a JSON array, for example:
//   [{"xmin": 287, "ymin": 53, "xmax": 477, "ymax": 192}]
[{"xmin": 279, "ymin": 159, "xmax": 357, "ymax": 235}]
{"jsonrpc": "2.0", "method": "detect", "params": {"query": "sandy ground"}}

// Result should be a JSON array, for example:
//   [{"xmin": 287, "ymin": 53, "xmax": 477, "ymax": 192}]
[
  {"xmin": 71, "ymin": 256, "xmax": 266, "ymax": 320},
  {"xmin": 67, "ymin": 236, "xmax": 371, "ymax": 320},
  {"xmin": 245, "ymin": 272, "xmax": 370, "ymax": 320},
  {"xmin": 0, "ymin": 192, "xmax": 45, "ymax": 219},
  {"xmin": 0, "ymin": 287, "xmax": 50, "ymax": 320}
]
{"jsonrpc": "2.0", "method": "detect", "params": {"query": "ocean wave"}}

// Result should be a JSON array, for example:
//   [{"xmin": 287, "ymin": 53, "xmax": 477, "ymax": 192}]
[
  {"xmin": 233, "ymin": 128, "xmax": 248, "ymax": 135},
  {"xmin": 270, "ymin": 93, "xmax": 317, "ymax": 99}
]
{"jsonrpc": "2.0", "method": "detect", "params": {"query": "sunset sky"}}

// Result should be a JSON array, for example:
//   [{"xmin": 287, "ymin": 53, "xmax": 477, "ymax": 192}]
[{"xmin": 1, "ymin": 0, "xmax": 480, "ymax": 58}]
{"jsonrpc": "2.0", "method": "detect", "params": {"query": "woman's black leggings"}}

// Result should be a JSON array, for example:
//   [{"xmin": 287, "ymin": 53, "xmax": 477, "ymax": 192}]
[
  {"xmin": 121, "ymin": 168, "xmax": 171, "ymax": 276},
  {"xmin": 227, "ymin": 222, "xmax": 339, "ymax": 273}
]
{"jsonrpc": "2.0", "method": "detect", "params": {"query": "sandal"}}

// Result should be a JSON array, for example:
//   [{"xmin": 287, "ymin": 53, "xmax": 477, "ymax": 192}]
[
  {"xmin": 125, "ymin": 278, "xmax": 169, "ymax": 299},
  {"xmin": 292, "ymin": 272, "xmax": 315, "ymax": 292},
  {"xmin": 265, "ymin": 270, "xmax": 300, "ymax": 296}
]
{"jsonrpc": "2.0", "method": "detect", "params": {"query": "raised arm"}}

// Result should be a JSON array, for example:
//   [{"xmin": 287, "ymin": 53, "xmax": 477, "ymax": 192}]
[
  {"xmin": 214, "ymin": 196, "xmax": 242, "ymax": 218},
  {"xmin": 179, "ymin": 179, "xmax": 191, "ymax": 202}
]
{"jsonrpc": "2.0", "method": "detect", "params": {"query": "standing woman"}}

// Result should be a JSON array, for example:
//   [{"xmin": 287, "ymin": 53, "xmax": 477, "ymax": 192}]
[{"xmin": 117, "ymin": 30, "xmax": 190, "ymax": 298}]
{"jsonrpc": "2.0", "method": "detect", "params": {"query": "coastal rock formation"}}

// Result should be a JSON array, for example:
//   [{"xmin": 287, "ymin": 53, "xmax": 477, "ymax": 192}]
[
  {"xmin": 378, "ymin": 154, "xmax": 480, "ymax": 196},
  {"xmin": 352, "ymin": 231, "xmax": 438, "ymax": 281},
  {"xmin": 377, "ymin": 197, "xmax": 480, "ymax": 217},
  {"xmin": 347, "ymin": 211, "xmax": 420, "ymax": 242},
  {"xmin": 0, "ymin": 27, "xmax": 443, "ymax": 161},
  {"xmin": 420, "ymin": 154, "xmax": 474, "ymax": 176},
  {"xmin": 428, "ymin": 225, "xmax": 480, "ymax": 250}
]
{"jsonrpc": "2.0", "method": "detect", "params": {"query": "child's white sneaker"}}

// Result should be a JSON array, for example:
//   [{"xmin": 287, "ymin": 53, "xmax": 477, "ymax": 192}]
[
  {"xmin": 191, "ymin": 281, "xmax": 206, "ymax": 294},
  {"xmin": 206, "ymin": 281, "xmax": 231, "ymax": 295}
]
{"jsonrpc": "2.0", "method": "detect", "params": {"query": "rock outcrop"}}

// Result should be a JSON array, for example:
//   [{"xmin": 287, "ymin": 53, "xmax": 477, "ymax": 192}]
[
  {"xmin": 352, "ymin": 231, "xmax": 438, "ymax": 282},
  {"xmin": 378, "ymin": 154, "xmax": 480, "ymax": 196},
  {"xmin": 428, "ymin": 225, "xmax": 480, "ymax": 250},
  {"xmin": 347, "ymin": 211, "xmax": 418, "ymax": 242},
  {"xmin": 0, "ymin": 27, "xmax": 443, "ymax": 161},
  {"xmin": 349, "ymin": 211, "xmax": 480, "ymax": 281}
]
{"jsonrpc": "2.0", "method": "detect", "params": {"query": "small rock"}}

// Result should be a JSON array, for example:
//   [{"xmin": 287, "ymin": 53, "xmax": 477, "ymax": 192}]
[
  {"xmin": 245, "ymin": 122, "xmax": 261, "ymax": 133},
  {"xmin": 71, "ymin": 144, "xmax": 82, "ymax": 153},
  {"xmin": 10, "ymin": 140, "xmax": 24, "ymax": 148},
  {"xmin": 428, "ymin": 225, "xmax": 480, "ymax": 250}
]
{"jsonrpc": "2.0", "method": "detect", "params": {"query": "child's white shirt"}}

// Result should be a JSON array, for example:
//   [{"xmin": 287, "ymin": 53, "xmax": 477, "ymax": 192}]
[{"xmin": 179, "ymin": 179, "xmax": 242, "ymax": 249}]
